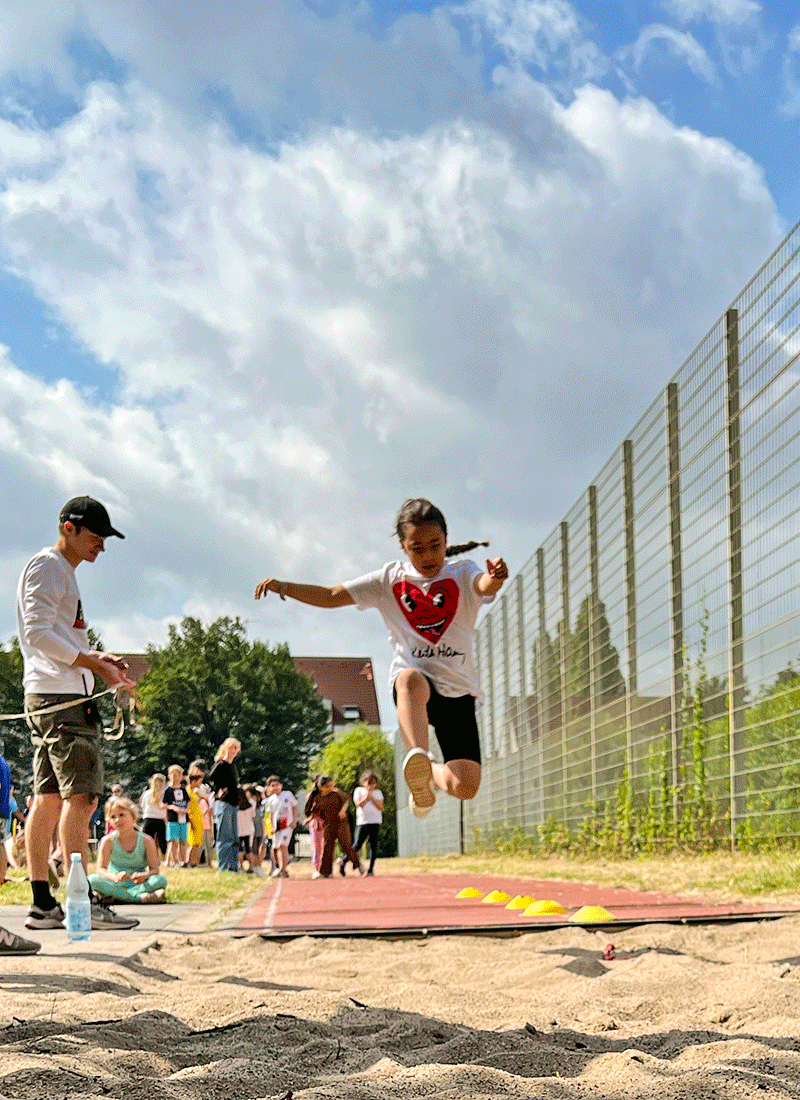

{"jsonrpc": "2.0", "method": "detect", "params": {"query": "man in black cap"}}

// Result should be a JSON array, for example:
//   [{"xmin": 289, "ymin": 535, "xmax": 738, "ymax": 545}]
[{"xmin": 16, "ymin": 496, "xmax": 139, "ymax": 932}]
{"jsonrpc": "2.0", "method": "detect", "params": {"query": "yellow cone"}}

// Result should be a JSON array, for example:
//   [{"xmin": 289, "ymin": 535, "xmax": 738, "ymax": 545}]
[
  {"xmin": 569, "ymin": 904, "xmax": 616, "ymax": 923},
  {"xmin": 523, "ymin": 899, "xmax": 566, "ymax": 915},
  {"xmin": 481, "ymin": 889, "xmax": 512, "ymax": 904},
  {"xmin": 505, "ymin": 895, "xmax": 535, "ymax": 910},
  {"xmin": 456, "ymin": 887, "xmax": 484, "ymax": 898}
]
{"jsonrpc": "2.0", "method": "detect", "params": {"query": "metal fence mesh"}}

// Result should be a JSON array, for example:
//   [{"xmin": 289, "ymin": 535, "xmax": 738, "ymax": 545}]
[{"xmin": 400, "ymin": 218, "xmax": 800, "ymax": 856}]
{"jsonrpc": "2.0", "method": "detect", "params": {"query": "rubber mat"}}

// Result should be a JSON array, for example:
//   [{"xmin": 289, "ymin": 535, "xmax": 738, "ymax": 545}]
[{"xmin": 236, "ymin": 872, "xmax": 798, "ymax": 939}]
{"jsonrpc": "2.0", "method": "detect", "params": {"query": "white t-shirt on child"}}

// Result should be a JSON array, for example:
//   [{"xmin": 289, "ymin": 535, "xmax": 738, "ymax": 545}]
[
  {"xmin": 354, "ymin": 787, "xmax": 383, "ymax": 826},
  {"xmin": 267, "ymin": 790, "xmax": 297, "ymax": 833},
  {"xmin": 344, "ymin": 558, "xmax": 494, "ymax": 699}
]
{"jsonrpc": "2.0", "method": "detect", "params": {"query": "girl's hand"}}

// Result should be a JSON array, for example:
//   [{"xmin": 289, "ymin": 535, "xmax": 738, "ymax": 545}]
[
  {"xmin": 486, "ymin": 557, "xmax": 508, "ymax": 581},
  {"xmin": 114, "ymin": 871, "xmax": 130, "ymax": 883},
  {"xmin": 254, "ymin": 578, "xmax": 287, "ymax": 600},
  {"xmin": 132, "ymin": 872, "xmax": 148, "ymax": 884}
]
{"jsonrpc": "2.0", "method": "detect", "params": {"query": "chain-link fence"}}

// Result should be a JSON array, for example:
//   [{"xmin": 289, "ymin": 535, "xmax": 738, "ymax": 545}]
[{"xmin": 399, "ymin": 217, "xmax": 800, "ymax": 856}]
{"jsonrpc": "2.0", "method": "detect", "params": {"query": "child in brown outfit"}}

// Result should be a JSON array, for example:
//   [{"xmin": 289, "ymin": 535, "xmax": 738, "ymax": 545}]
[{"xmin": 314, "ymin": 777, "xmax": 362, "ymax": 877}]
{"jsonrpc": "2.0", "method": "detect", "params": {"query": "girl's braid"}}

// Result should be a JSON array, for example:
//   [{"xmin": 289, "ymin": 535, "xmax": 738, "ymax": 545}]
[{"xmin": 445, "ymin": 539, "xmax": 489, "ymax": 557}]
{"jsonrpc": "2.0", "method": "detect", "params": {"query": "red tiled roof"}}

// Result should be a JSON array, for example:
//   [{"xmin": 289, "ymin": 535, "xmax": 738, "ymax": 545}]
[{"xmin": 291, "ymin": 656, "xmax": 381, "ymax": 727}]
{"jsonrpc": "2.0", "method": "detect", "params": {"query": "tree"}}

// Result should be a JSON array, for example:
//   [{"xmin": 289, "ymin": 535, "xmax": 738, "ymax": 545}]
[
  {"xmin": 135, "ymin": 616, "xmax": 331, "ymax": 793},
  {"xmin": 0, "ymin": 636, "xmax": 29, "ymax": 788},
  {"xmin": 310, "ymin": 723, "xmax": 397, "ymax": 856}
]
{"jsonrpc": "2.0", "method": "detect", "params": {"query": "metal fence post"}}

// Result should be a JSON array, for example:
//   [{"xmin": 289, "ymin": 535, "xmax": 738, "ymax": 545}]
[
  {"xmin": 560, "ymin": 522, "xmax": 570, "ymax": 815},
  {"xmin": 623, "ymin": 439, "xmax": 638, "ymax": 784},
  {"xmin": 535, "ymin": 548, "xmax": 549, "ymax": 821},
  {"xmin": 588, "ymin": 484, "xmax": 599, "ymax": 803},
  {"xmin": 725, "ymin": 307, "xmax": 746, "ymax": 850},
  {"xmin": 667, "ymin": 382, "xmax": 685, "ymax": 825}
]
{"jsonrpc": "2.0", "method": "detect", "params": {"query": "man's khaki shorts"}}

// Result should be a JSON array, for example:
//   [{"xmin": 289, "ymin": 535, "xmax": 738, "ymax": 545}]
[{"xmin": 25, "ymin": 694, "xmax": 103, "ymax": 799}]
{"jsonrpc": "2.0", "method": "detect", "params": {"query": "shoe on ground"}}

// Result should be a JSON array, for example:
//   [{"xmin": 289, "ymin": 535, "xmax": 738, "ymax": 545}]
[
  {"xmin": 357, "ymin": 864, "xmax": 366, "ymax": 876},
  {"xmin": 25, "ymin": 902, "xmax": 65, "ymax": 930},
  {"xmin": 270, "ymin": 867, "xmax": 281, "ymax": 878},
  {"xmin": 311, "ymin": 871, "xmax": 322, "ymax": 879},
  {"xmin": 338, "ymin": 858, "xmax": 346, "ymax": 877},
  {"xmin": 402, "ymin": 747, "xmax": 437, "ymax": 818},
  {"xmin": 280, "ymin": 869, "xmax": 289, "ymax": 878},
  {"xmin": 91, "ymin": 901, "xmax": 140, "ymax": 930},
  {"xmin": 253, "ymin": 866, "xmax": 267, "ymax": 877},
  {"xmin": 0, "ymin": 925, "xmax": 41, "ymax": 955},
  {"xmin": 366, "ymin": 870, "xmax": 374, "ymax": 876}
]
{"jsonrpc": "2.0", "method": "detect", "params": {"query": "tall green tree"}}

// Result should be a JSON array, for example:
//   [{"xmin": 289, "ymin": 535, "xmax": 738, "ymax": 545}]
[
  {"xmin": 135, "ymin": 616, "xmax": 331, "ymax": 792},
  {"xmin": 0, "ymin": 636, "xmax": 29, "ymax": 786},
  {"xmin": 310, "ymin": 723, "xmax": 397, "ymax": 856}
]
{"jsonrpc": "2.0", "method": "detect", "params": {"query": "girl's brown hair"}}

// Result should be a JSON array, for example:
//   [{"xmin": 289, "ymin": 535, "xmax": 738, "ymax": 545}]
[{"xmin": 394, "ymin": 498, "xmax": 488, "ymax": 558}]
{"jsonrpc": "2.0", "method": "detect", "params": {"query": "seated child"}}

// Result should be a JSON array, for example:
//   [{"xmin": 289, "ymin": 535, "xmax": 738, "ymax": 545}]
[{"xmin": 89, "ymin": 797, "xmax": 168, "ymax": 904}]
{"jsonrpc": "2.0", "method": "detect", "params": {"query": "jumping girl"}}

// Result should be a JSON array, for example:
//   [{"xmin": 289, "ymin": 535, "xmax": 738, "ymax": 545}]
[{"xmin": 254, "ymin": 498, "xmax": 508, "ymax": 817}]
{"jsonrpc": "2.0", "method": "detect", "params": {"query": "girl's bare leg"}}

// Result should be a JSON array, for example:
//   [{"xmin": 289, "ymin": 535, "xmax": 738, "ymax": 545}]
[
  {"xmin": 394, "ymin": 668, "xmax": 431, "ymax": 752},
  {"xmin": 432, "ymin": 759, "xmax": 481, "ymax": 800}
]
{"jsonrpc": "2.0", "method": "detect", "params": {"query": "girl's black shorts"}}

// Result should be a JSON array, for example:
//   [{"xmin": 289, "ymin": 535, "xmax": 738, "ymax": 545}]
[{"xmin": 393, "ymin": 675, "xmax": 482, "ymax": 765}]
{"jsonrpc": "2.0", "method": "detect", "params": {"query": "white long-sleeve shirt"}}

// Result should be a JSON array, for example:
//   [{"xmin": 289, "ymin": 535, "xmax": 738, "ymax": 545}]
[{"xmin": 16, "ymin": 547, "xmax": 93, "ymax": 695}]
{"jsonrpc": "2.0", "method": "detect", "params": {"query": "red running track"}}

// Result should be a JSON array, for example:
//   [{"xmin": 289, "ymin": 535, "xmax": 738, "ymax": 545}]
[{"xmin": 237, "ymin": 871, "xmax": 798, "ymax": 939}]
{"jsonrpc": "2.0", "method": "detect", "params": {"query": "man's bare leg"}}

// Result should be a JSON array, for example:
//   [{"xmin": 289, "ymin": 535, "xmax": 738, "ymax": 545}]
[
  {"xmin": 59, "ymin": 792, "xmax": 97, "ymax": 874},
  {"xmin": 26, "ymin": 793, "xmax": 62, "ymax": 881}
]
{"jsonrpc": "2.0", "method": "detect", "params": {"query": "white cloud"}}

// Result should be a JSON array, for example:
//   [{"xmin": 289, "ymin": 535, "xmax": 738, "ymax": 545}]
[
  {"xmin": 781, "ymin": 24, "xmax": 800, "ymax": 117},
  {"xmin": 663, "ymin": 0, "xmax": 761, "ymax": 25},
  {"xmin": 455, "ymin": 0, "xmax": 606, "ymax": 83},
  {"xmin": 0, "ymin": 55, "xmax": 784, "ymax": 719},
  {"xmin": 621, "ymin": 23, "xmax": 717, "ymax": 83}
]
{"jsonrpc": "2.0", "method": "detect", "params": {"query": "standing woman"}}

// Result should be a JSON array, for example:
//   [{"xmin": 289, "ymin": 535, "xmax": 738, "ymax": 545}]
[{"xmin": 207, "ymin": 738, "xmax": 241, "ymax": 873}]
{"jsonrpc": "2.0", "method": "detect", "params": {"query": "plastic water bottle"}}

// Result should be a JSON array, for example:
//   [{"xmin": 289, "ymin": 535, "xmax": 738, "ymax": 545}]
[{"xmin": 65, "ymin": 853, "xmax": 92, "ymax": 941}]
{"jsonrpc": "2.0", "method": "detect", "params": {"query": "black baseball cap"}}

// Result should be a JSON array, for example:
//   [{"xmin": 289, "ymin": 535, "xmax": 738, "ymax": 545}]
[{"xmin": 59, "ymin": 496, "xmax": 125, "ymax": 539}]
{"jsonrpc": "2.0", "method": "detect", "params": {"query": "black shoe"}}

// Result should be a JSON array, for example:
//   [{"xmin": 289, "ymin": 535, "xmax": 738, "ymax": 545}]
[
  {"xmin": 25, "ymin": 902, "xmax": 65, "ymax": 930},
  {"xmin": 338, "ymin": 858, "xmax": 346, "ymax": 877},
  {"xmin": 91, "ymin": 900, "xmax": 140, "ymax": 930},
  {"xmin": 0, "ymin": 926, "xmax": 41, "ymax": 954}
]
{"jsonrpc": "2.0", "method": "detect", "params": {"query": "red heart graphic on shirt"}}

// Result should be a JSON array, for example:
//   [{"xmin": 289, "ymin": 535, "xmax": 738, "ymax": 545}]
[{"xmin": 393, "ymin": 579, "xmax": 459, "ymax": 643}]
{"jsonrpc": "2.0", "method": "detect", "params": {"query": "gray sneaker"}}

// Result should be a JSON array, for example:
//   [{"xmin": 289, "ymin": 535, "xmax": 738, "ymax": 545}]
[
  {"xmin": 0, "ymin": 925, "xmax": 41, "ymax": 954},
  {"xmin": 91, "ymin": 901, "xmax": 140, "ymax": 930},
  {"xmin": 25, "ymin": 902, "xmax": 65, "ymax": 930}
]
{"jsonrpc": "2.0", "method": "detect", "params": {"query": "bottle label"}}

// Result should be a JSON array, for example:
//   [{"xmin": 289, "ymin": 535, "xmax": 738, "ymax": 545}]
[{"xmin": 66, "ymin": 898, "xmax": 92, "ymax": 940}]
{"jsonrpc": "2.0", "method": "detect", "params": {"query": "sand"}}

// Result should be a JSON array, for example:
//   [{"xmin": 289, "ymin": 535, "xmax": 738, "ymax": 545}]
[{"xmin": 3, "ymin": 907, "xmax": 800, "ymax": 1100}]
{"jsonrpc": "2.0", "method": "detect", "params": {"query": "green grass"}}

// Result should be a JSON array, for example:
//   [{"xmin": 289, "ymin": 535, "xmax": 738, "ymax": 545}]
[{"xmin": 383, "ymin": 851, "xmax": 800, "ymax": 906}]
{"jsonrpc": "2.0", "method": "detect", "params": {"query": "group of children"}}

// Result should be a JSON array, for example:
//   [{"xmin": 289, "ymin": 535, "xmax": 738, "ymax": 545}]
[{"xmin": 137, "ymin": 766, "xmax": 301, "ymax": 877}]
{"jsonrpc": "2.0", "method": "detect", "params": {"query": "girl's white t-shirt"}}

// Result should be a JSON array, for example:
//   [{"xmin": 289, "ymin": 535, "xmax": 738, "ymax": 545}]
[
  {"xmin": 344, "ymin": 558, "xmax": 494, "ymax": 699},
  {"xmin": 354, "ymin": 787, "xmax": 383, "ymax": 826}
]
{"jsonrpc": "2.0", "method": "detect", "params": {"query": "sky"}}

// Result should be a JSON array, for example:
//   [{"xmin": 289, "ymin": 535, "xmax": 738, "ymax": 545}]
[{"xmin": 0, "ymin": 0, "xmax": 798, "ymax": 729}]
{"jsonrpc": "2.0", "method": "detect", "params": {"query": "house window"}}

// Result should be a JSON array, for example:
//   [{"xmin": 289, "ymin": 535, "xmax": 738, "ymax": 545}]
[{"xmin": 342, "ymin": 705, "xmax": 361, "ymax": 722}]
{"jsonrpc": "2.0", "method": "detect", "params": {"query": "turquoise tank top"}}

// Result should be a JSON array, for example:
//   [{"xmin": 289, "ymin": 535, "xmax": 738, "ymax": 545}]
[{"xmin": 109, "ymin": 829, "xmax": 147, "ymax": 874}]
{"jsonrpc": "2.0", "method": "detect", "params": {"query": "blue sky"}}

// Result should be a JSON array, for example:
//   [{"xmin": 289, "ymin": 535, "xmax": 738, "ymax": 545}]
[{"xmin": 0, "ymin": 0, "xmax": 797, "ymax": 725}]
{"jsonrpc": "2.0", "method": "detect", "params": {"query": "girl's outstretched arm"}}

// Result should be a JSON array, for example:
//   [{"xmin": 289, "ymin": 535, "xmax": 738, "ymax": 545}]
[
  {"xmin": 254, "ymin": 578, "xmax": 355, "ymax": 608},
  {"xmin": 475, "ymin": 557, "xmax": 509, "ymax": 597}
]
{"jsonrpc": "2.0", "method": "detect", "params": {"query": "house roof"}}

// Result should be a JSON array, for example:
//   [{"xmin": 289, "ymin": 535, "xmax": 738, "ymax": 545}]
[{"xmin": 291, "ymin": 656, "xmax": 381, "ymax": 727}]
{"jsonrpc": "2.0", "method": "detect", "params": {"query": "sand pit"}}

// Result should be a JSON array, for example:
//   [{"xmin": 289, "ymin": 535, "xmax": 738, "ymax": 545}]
[{"xmin": 3, "ymin": 912, "xmax": 800, "ymax": 1098}]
